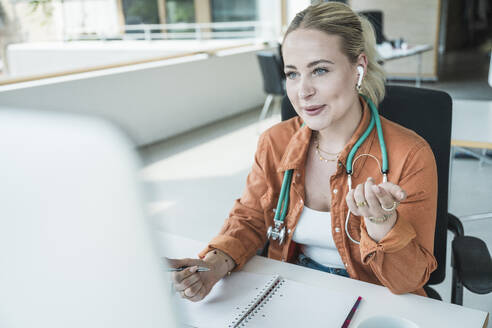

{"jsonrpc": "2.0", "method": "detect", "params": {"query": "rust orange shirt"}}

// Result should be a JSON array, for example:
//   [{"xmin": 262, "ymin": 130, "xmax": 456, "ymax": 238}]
[{"xmin": 199, "ymin": 98, "xmax": 438, "ymax": 296}]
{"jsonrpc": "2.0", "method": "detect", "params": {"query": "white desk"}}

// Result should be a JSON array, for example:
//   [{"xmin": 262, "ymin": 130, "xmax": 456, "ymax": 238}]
[
  {"xmin": 158, "ymin": 231, "xmax": 489, "ymax": 328},
  {"xmin": 377, "ymin": 44, "xmax": 433, "ymax": 87},
  {"xmin": 452, "ymin": 99, "xmax": 492, "ymax": 165}
]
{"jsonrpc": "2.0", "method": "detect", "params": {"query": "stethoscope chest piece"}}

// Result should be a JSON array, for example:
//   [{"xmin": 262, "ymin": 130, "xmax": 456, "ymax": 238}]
[{"xmin": 267, "ymin": 219, "xmax": 286, "ymax": 245}]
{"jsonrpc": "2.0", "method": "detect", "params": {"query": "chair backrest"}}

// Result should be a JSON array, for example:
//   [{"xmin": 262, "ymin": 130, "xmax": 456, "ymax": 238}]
[
  {"xmin": 256, "ymin": 51, "xmax": 285, "ymax": 95},
  {"xmin": 358, "ymin": 10, "xmax": 386, "ymax": 44},
  {"xmin": 281, "ymin": 85, "xmax": 453, "ymax": 285}
]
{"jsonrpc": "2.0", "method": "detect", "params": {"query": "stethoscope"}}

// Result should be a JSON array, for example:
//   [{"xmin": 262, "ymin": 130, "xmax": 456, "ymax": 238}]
[{"xmin": 266, "ymin": 94, "xmax": 388, "ymax": 245}]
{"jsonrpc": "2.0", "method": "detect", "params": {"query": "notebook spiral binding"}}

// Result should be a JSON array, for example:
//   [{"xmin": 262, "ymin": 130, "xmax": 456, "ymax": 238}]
[
  {"xmin": 233, "ymin": 277, "xmax": 285, "ymax": 327},
  {"xmin": 229, "ymin": 275, "xmax": 281, "ymax": 328}
]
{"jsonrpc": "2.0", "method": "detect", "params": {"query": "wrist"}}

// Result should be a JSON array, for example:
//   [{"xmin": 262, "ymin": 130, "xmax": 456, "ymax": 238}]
[
  {"xmin": 364, "ymin": 211, "xmax": 398, "ymax": 242},
  {"xmin": 203, "ymin": 249, "xmax": 235, "ymax": 277}
]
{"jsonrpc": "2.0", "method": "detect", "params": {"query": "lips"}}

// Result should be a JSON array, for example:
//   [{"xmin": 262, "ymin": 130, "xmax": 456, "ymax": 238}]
[{"xmin": 302, "ymin": 104, "xmax": 325, "ymax": 116}]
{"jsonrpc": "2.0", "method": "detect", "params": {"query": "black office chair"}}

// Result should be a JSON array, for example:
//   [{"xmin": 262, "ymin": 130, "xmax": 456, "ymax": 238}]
[
  {"xmin": 281, "ymin": 85, "xmax": 492, "ymax": 305},
  {"xmin": 256, "ymin": 51, "xmax": 286, "ymax": 124}
]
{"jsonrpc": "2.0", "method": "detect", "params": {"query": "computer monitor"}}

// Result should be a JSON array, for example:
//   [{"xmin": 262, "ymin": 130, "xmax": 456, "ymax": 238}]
[{"xmin": 0, "ymin": 108, "xmax": 179, "ymax": 328}]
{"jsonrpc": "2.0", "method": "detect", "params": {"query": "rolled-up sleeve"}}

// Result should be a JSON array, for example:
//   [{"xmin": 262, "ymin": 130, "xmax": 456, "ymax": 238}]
[
  {"xmin": 198, "ymin": 134, "xmax": 269, "ymax": 270},
  {"xmin": 359, "ymin": 142, "xmax": 438, "ymax": 294}
]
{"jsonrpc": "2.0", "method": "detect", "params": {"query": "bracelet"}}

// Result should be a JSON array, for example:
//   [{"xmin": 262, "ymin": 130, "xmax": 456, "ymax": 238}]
[{"xmin": 368, "ymin": 213, "xmax": 393, "ymax": 224}]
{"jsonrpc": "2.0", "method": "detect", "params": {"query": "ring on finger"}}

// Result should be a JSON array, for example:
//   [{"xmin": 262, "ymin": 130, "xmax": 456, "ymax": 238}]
[
  {"xmin": 356, "ymin": 201, "xmax": 368, "ymax": 207},
  {"xmin": 382, "ymin": 201, "xmax": 399, "ymax": 212}
]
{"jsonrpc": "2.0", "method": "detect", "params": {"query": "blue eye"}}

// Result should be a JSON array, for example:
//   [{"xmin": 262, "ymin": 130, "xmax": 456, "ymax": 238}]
[
  {"xmin": 313, "ymin": 67, "xmax": 328, "ymax": 76},
  {"xmin": 285, "ymin": 71, "xmax": 298, "ymax": 80}
]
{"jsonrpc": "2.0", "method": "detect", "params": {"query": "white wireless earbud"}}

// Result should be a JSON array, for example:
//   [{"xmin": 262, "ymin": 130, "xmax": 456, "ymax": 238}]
[
  {"xmin": 357, "ymin": 66, "xmax": 364, "ymax": 83},
  {"xmin": 356, "ymin": 66, "xmax": 364, "ymax": 91}
]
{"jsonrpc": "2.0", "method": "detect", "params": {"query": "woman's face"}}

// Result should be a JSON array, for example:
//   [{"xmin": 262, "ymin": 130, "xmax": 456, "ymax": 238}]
[{"xmin": 282, "ymin": 28, "xmax": 363, "ymax": 131}]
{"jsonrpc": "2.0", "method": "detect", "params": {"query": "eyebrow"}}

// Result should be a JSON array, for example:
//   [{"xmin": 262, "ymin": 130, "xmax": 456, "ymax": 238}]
[{"xmin": 285, "ymin": 59, "xmax": 335, "ymax": 70}]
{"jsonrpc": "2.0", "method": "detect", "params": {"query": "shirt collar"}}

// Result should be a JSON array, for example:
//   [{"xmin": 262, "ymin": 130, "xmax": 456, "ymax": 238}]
[{"xmin": 277, "ymin": 95, "xmax": 376, "ymax": 179}]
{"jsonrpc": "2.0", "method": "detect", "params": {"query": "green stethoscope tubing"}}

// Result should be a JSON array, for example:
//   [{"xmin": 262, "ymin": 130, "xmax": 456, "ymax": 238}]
[{"xmin": 273, "ymin": 94, "xmax": 388, "ymax": 227}]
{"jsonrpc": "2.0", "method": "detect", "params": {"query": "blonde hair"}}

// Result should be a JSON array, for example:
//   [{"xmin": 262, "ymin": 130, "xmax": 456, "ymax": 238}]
[{"xmin": 283, "ymin": 2, "xmax": 386, "ymax": 106}]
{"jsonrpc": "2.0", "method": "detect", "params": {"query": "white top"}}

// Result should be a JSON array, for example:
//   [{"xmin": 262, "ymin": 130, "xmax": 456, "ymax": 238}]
[{"xmin": 291, "ymin": 206, "xmax": 345, "ymax": 269}]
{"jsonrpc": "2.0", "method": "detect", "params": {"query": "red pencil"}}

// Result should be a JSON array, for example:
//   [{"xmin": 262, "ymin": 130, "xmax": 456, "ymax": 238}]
[{"xmin": 341, "ymin": 296, "xmax": 362, "ymax": 328}]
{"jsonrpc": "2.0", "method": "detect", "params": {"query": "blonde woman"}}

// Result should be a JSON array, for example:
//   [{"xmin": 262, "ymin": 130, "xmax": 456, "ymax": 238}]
[{"xmin": 169, "ymin": 2, "xmax": 438, "ymax": 301}]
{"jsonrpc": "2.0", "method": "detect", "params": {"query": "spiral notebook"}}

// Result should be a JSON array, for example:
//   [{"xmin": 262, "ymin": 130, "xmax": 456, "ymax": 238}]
[{"xmin": 174, "ymin": 271, "xmax": 359, "ymax": 328}]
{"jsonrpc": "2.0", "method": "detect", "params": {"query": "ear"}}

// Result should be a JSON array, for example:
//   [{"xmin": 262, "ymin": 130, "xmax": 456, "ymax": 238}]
[{"xmin": 355, "ymin": 53, "xmax": 368, "ymax": 76}]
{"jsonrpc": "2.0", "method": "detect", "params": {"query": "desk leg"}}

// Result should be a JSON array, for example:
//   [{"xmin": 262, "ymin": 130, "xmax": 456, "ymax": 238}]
[{"xmin": 416, "ymin": 52, "xmax": 422, "ymax": 88}]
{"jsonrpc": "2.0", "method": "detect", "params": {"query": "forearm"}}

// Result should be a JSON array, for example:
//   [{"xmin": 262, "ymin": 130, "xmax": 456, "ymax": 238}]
[
  {"xmin": 359, "ymin": 215, "xmax": 437, "ymax": 294},
  {"xmin": 366, "ymin": 240, "xmax": 437, "ymax": 294}
]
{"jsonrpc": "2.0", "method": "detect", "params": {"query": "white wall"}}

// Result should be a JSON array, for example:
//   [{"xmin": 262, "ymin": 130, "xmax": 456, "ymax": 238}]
[
  {"xmin": 0, "ymin": 45, "xmax": 269, "ymax": 146},
  {"xmin": 6, "ymin": 39, "xmax": 256, "ymax": 77},
  {"xmin": 287, "ymin": 0, "xmax": 311, "ymax": 24}
]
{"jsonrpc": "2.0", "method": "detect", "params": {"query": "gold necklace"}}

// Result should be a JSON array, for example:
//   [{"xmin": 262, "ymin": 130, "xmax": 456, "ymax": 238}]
[
  {"xmin": 315, "ymin": 146, "xmax": 339, "ymax": 162},
  {"xmin": 314, "ymin": 134, "xmax": 341, "ymax": 163}
]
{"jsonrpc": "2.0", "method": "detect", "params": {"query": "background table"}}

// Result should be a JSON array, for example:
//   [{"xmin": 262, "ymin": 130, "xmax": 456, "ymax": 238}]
[
  {"xmin": 452, "ymin": 99, "xmax": 492, "ymax": 163},
  {"xmin": 377, "ymin": 44, "xmax": 433, "ymax": 87}
]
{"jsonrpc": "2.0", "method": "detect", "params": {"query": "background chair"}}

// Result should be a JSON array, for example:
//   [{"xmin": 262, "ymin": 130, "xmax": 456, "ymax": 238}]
[
  {"xmin": 256, "ymin": 51, "xmax": 285, "ymax": 124},
  {"xmin": 280, "ymin": 85, "xmax": 492, "ymax": 305}
]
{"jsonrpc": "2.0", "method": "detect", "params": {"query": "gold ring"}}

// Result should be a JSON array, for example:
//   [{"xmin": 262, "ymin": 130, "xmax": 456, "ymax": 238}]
[
  {"xmin": 356, "ymin": 201, "xmax": 368, "ymax": 207},
  {"xmin": 382, "ymin": 201, "xmax": 399, "ymax": 212}
]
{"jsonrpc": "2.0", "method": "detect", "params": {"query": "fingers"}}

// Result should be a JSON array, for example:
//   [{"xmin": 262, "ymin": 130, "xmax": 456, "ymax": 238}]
[
  {"xmin": 188, "ymin": 284, "xmax": 207, "ymax": 302},
  {"xmin": 364, "ymin": 178, "xmax": 380, "ymax": 213},
  {"xmin": 170, "ymin": 266, "xmax": 198, "ymax": 286},
  {"xmin": 345, "ymin": 189, "xmax": 361, "ymax": 216},
  {"xmin": 174, "ymin": 270, "xmax": 201, "ymax": 292},
  {"xmin": 346, "ymin": 177, "xmax": 406, "ymax": 218},
  {"xmin": 372, "ymin": 184, "xmax": 397, "ymax": 210},
  {"xmin": 166, "ymin": 257, "xmax": 205, "ymax": 269},
  {"xmin": 166, "ymin": 257, "xmax": 208, "ymax": 285},
  {"xmin": 183, "ymin": 279, "xmax": 203, "ymax": 298},
  {"xmin": 353, "ymin": 182, "xmax": 370, "ymax": 217},
  {"xmin": 381, "ymin": 182, "xmax": 407, "ymax": 201}
]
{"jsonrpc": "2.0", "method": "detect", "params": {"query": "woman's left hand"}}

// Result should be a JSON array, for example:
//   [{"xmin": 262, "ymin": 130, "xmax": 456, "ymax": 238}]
[{"xmin": 345, "ymin": 177, "xmax": 407, "ymax": 242}]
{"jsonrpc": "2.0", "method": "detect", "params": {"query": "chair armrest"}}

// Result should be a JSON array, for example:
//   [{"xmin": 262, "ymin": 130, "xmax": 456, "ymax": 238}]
[
  {"xmin": 448, "ymin": 213, "xmax": 464, "ymax": 238},
  {"xmin": 452, "ymin": 236, "xmax": 492, "ymax": 294}
]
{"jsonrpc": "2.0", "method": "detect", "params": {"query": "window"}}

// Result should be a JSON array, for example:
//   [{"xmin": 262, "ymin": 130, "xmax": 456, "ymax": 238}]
[{"xmin": 211, "ymin": 0, "xmax": 257, "ymax": 39}]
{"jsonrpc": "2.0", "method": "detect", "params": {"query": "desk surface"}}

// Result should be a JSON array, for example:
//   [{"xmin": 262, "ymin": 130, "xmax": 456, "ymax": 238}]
[
  {"xmin": 452, "ymin": 99, "xmax": 492, "ymax": 149},
  {"xmin": 158, "ymin": 231, "xmax": 489, "ymax": 328}
]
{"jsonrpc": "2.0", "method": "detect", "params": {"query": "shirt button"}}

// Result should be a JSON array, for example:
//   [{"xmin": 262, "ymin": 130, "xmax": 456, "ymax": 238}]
[
  {"xmin": 338, "ymin": 162, "xmax": 342, "ymax": 167},
  {"xmin": 335, "ymin": 227, "xmax": 340, "ymax": 233},
  {"xmin": 296, "ymin": 173, "xmax": 301, "ymax": 177},
  {"xmin": 300, "ymin": 199, "xmax": 303, "ymax": 204},
  {"xmin": 272, "ymin": 208, "xmax": 276, "ymax": 213},
  {"xmin": 345, "ymin": 263, "xmax": 349, "ymax": 267},
  {"xmin": 288, "ymin": 229, "xmax": 292, "ymax": 234},
  {"xmin": 333, "ymin": 189, "xmax": 338, "ymax": 194}
]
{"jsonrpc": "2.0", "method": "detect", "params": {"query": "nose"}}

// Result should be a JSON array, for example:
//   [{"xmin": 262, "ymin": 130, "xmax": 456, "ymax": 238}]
[{"xmin": 298, "ymin": 78, "xmax": 315, "ymax": 99}]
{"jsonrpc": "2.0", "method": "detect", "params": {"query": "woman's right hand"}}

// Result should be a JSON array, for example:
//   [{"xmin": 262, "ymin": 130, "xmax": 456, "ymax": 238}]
[{"xmin": 166, "ymin": 250, "xmax": 235, "ymax": 302}]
